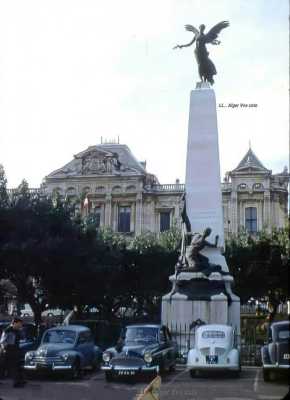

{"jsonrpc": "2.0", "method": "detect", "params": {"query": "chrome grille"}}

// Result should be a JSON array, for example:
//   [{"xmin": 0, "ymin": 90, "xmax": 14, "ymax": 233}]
[
  {"xmin": 32, "ymin": 356, "xmax": 65, "ymax": 366},
  {"xmin": 110, "ymin": 357, "xmax": 145, "ymax": 368},
  {"xmin": 200, "ymin": 347, "xmax": 210, "ymax": 356},
  {"xmin": 215, "ymin": 347, "xmax": 226, "ymax": 356}
]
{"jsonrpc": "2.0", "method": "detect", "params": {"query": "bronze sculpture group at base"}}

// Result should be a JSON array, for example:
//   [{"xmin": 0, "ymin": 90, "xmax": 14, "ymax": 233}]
[
  {"xmin": 176, "ymin": 227, "xmax": 222, "ymax": 277},
  {"xmin": 174, "ymin": 21, "xmax": 229, "ymax": 85},
  {"xmin": 176, "ymin": 195, "xmax": 223, "ymax": 277}
]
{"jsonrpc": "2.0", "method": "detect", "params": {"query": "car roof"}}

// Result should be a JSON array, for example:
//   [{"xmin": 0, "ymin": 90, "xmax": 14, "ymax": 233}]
[
  {"xmin": 197, "ymin": 324, "xmax": 233, "ymax": 332},
  {"xmin": 125, "ymin": 324, "xmax": 162, "ymax": 329},
  {"xmin": 46, "ymin": 324, "xmax": 90, "ymax": 333},
  {"xmin": 272, "ymin": 320, "xmax": 290, "ymax": 327}
]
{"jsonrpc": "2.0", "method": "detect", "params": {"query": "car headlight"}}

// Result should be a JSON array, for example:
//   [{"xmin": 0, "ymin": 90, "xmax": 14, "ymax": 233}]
[
  {"xmin": 61, "ymin": 353, "xmax": 70, "ymax": 361},
  {"xmin": 25, "ymin": 352, "xmax": 34, "ymax": 361},
  {"xmin": 103, "ymin": 351, "xmax": 112, "ymax": 363},
  {"xmin": 144, "ymin": 352, "xmax": 152, "ymax": 364}
]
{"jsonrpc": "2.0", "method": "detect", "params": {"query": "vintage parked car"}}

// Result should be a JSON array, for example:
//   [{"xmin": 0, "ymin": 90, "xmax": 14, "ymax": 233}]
[
  {"xmin": 261, "ymin": 320, "xmax": 290, "ymax": 382},
  {"xmin": 187, "ymin": 324, "xmax": 241, "ymax": 377},
  {"xmin": 102, "ymin": 324, "xmax": 177, "ymax": 381},
  {"xmin": 24, "ymin": 325, "xmax": 102, "ymax": 378}
]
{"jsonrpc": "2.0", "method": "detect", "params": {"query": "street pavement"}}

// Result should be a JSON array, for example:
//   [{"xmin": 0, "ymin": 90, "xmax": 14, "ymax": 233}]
[{"xmin": 0, "ymin": 367, "xmax": 288, "ymax": 400}]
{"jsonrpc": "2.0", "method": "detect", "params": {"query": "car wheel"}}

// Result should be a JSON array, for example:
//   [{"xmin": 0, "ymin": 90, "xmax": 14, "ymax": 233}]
[
  {"xmin": 190, "ymin": 369, "xmax": 196, "ymax": 378},
  {"xmin": 91, "ymin": 358, "xmax": 100, "ymax": 372},
  {"xmin": 158, "ymin": 361, "xmax": 166, "ymax": 375},
  {"xmin": 263, "ymin": 368, "xmax": 270, "ymax": 382},
  {"xmin": 70, "ymin": 359, "xmax": 81, "ymax": 380},
  {"xmin": 169, "ymin": 363, "xmax": 176, "ymax": 373},
  {"xmin": 231, "ymin": 370, "xmax": 240, "ymax": 378},
  {"xmin": 105, "ymin": 371, "xmax": 113, "ymax": 382}
]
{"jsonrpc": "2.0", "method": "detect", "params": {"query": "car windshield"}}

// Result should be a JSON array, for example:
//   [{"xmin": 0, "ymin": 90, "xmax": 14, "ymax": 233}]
[
  {"xmin": 42, "ymin": 330, "xmax": 76, "ymax": 344},
  {"xmin": 124, "ymin": 327, "xmax": 158, "ymax": 344},
  {"xmin": 277, "ymin": 329, "xmax": 290, "ymax": 341},
  {"xmin": 201, "ymin": 330, "xmax": 226, "ymax": 339}
]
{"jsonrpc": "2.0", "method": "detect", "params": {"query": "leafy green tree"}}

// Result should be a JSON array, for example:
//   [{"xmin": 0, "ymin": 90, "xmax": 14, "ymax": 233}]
[
  {"xmin": 225, "ymin": 227, "xmax": 289, "ymax": 321},
  {"xmin": 0, "ymin": 164, "xmax": 9, "ymax": 208},
  {"xmin": 0, "ymin": 190, "xmax": 90, "ymax": 325}
]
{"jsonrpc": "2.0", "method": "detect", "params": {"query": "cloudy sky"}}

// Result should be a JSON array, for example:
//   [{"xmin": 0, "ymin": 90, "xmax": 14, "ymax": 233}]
[{"xmin": 0, "ymin": 0, "xmax": 288, "ymax": 188}]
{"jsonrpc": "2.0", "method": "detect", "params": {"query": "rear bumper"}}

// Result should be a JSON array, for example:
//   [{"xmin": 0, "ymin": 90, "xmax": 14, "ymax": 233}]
[
  {"xmin": 187, "ymin": 364, "xmax": 240, "ymax": 371},
  {"xmin": 263, "ymin": 364, "xmax": 290, "ymax": 370}
]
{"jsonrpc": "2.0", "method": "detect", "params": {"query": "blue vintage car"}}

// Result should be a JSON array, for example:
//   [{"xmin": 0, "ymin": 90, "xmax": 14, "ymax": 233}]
[
  {"xmin": 102, "ymin": 324, "xmax": 177, "ymax": 381},
  {"xmin": 24, "ymin": 325, "xmax": 102, "ymax": 379},
  {"xmin": 261, "ymin": 320, "xmax": 290, "ymax": 382}
]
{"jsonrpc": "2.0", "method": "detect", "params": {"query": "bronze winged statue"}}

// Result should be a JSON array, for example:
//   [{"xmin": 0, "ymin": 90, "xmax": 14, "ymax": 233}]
[{"xmin": 173, "ymin": 21, "xmax": 229, "ymax": 85}]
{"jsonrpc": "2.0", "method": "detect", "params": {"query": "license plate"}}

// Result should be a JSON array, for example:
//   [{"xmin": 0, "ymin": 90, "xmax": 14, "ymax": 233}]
[
  {"xmin": 36, "ymin": 363, "xmax": 49, "ymax": 369},
  {"xmin": 283, "ymin": 354, "xmax": 290, "ymax": 360},
  {"xmin": 206, "ymin": 355, "xmax": 218, "ymax": 364},
  {"xmin": 118, "ymin": 370, "xmax": 136, "ymax": 376}
]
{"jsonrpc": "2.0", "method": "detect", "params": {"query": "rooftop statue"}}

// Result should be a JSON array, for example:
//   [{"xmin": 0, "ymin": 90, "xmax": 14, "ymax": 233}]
[{"xmin": 173, "ymin": 21, "xmax": 229, "ymax": 85}]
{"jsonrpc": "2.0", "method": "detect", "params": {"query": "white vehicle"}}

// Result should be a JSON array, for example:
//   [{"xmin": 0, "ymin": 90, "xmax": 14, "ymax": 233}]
[
  {"xmin": 20, "ymin": 304, "xmax": 34, "ymax": 317},
  {"xmin": 20, "ymin": 304, "xmax": 64, "ymax": 318},
  {"xmin": 42, "ymin": 308, "xmax": 64, "ymax": 317},
  {"xmin": 187, "ymin": 324, "xmax": 241, "ymax": 377}
]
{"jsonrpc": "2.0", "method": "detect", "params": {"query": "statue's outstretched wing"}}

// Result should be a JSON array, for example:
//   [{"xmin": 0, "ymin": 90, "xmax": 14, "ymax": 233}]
[
  {"xmin": 184, "ymin": 24, "xmax": 199, "ymax": 36},
  {"xmin": 204, "ymin": 21, "xmax": 229, "ymax": 43}
]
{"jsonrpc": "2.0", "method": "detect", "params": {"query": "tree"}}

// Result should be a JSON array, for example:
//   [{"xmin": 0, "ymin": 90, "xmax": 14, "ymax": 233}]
[
  {"xmin": 80, "ymin": 227, "xmax": 179, "ymax": 320},
  {"xmin": 225, "ymin": 227, "xmax": 290, "ymax": 321},
  {"xmin": 0, "ymin": 164, "xmax": 9, "ymax": 208},
  {"xmin": 0, "ymin": 189, "xmax": 90, "ymax": 325}
]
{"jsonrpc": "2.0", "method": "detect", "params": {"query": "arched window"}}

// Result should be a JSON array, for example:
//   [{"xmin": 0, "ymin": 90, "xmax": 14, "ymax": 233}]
[
  {"xmin": 245, "ymin": 207, "xmax": 257, "ymax": 233},
  {"xmin": 238, "ymin": 183, "xmax": 247, "ymax": 190},
  {"xmin": 253, "ymin": 183, "xmax": 263, "ymax": 190}
]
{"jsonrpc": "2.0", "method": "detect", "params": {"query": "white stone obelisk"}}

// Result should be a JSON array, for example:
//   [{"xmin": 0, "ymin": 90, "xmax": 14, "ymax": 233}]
[
  {"xmin": 185, "ymin": 82, "xmax": 228, "ymax": 271},
  {"xmin": 161, "ymin": 82, "xmax": 240, "ymax": 349}
]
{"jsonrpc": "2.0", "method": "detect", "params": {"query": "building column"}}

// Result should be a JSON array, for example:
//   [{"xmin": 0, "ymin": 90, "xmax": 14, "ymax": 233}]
[
  {"xmin": 130, "ymin": 202, "xmax": 136, "ymax": 233},
  {"xmin": 105, "ymin": 194, "xmax": 112, "ymax": 227},
  {"xmin": 112, "ymin": 201, "xmax": 118, "ymax": 232},
  {"xmin": 135, "ymin": 193, "xmax": 142, "ymax": 235},
  {"xmin": 263, "ymin": 190, "xmax": 271, "ymax": 232},
  {"xmin": 230, "ymin": 190, "xmax": 238, "ymax": 234}
]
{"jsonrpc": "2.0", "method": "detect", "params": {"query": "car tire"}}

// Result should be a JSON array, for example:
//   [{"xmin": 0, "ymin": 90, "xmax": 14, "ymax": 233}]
[
  {"xmin": 263, "ymin": 368, "xmax": 270, "ymax": 382},
  {"xmin": 91, "ymin": 358, "xmax": 100, "ymax": 372},
  {"xmin": 70, "ymin": 359, "xmax": 81, "ymax": 380},
  {"xmin": 231, "ymin": 370, "xmax": 240, "ymax": 378},
  {"xmin": 105, "ymin": 371, "xmax": 113, "ymax": 382},
  {"xmin": 169, "ymin": 363, "xmax": 176, "ymax": 373},
  {"xmin": 190, "ymin": 369, "xmax": 196, "ymax": 378}
]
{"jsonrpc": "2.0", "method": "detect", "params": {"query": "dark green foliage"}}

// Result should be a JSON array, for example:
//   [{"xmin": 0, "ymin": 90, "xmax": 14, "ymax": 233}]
[
  {"xmin": 0, "ymin": 164, "xmax": 9, "ymax": 208},
  {"xmin": 0, "ymin": 182, "xmax": 179, "ymax": 324},
  {"xmin": 225, "ymin": 228, "xmax": 289, "ymax": 306}
]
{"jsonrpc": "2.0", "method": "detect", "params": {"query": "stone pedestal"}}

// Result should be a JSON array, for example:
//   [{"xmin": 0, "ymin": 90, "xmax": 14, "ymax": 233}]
[{"xmin": 161, "ymin": 82, "xmax": 240, "ymax": 351}]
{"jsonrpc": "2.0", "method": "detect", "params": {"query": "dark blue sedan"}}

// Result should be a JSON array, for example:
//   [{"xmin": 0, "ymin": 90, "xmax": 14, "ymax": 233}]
[{"xmin": 102, "ymin": 324, "xmax": 177, "ymax": 381}]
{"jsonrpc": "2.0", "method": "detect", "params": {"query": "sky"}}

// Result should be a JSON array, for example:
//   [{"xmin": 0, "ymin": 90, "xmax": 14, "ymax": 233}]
[{"xmin": 0, "ymin": 0, "xmax": 289, "ymax": 188}]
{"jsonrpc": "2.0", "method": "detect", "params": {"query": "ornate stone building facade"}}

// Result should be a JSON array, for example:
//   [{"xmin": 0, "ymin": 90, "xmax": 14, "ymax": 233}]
[
  {"xmin": 43, "ymin": 143, "xmax": 289, "ymax": 237},
  {"xmin": 44, "ymin": 143, "xmax": 184, "ymax": 235},
  {"xmin": 222, "ymin": 148, "xmax": 289, "ymax": 237}
]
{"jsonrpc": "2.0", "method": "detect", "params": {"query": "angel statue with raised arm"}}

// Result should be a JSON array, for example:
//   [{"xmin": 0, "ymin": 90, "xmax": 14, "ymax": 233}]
[{"xmin": 173, "ymin": 21, "xmax": 229, "ymax": 85}]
